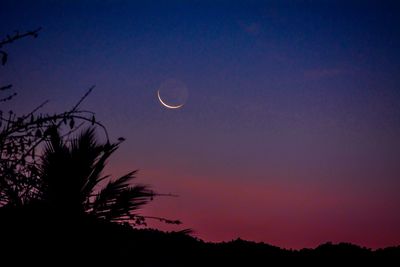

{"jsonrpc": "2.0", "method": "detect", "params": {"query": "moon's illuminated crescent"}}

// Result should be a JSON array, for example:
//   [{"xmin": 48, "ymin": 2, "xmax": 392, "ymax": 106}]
[{"xmin": 157, "ymin": 90, "xmax": 184, "ymax": 109}]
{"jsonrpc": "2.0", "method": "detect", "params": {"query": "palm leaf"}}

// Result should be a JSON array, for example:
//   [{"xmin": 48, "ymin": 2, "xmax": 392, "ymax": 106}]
[
  {"xmin": 36, "ymin": 127, "xmax": 174, "ymax": 226},
  {"xmin": 91, "ymin": 171, "xmax": 154, "ymax": 222},
  {"xmin": 81, "ymin": 142, "xmax": 118, "ymax": 202},
  {"xmin": 106, "ymin": 184, "xmax": 154, "ymax": 222}
]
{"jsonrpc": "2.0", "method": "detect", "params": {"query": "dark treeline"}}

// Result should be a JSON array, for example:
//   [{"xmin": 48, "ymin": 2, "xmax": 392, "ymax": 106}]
[{"xmin": 0, "ymin": 213, "xmax": 399, "ymax": 265}]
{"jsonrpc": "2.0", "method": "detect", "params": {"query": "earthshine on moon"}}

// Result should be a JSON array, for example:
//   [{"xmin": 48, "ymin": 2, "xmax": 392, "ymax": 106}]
[
  {"xmin": 157, "ymin": 90, "xmax": 184, "ymax": 109},
  {"xmin": 156, "ymin": 79, "xmax": 188, "ymax": 109}
]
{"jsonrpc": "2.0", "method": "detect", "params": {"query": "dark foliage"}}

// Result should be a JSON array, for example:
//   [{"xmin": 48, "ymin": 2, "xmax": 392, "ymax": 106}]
[
  {"xmin": 0, "ymin": 28, "xmax": 110, "ymax": 208},
  {"xmin": 0, "ymin": 213, "xmax": 398, "ymax": 266},
  {"xmin": 36, "ymin": 126, "xmax": 176, "ymax": 226}
]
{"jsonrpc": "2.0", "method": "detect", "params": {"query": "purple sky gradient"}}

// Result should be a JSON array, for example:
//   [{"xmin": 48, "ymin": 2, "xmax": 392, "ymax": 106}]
[{"xmin": 1, "ymin": 0, "xmax": 400, "ymax": 248}]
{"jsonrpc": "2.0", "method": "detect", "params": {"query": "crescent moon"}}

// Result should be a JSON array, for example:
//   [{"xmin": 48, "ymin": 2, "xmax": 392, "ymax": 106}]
[{"xmin": 157, "ymin": 90, "xmax": 184, "ymax": 109}]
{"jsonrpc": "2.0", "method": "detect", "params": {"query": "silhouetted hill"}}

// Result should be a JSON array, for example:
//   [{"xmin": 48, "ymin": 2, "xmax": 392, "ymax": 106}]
[{"xmin": 0, "ymin": 207, "xmax": 399, "ymax": 265}]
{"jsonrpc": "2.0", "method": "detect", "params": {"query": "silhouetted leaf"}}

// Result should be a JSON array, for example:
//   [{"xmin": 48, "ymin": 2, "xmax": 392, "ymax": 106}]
[
  {"xmin": 69, "ymin": 118, "xmax": 75, "ymax": 129},
  {"xmin": 0, "ymin": 51, "xmax": 7, "ymax": 65}
]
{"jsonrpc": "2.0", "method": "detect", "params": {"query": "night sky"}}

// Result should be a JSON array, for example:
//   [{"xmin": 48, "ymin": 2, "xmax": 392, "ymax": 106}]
[{"xmin": 1, "ymin": 0, "xmax": 400, "ymax": 249}]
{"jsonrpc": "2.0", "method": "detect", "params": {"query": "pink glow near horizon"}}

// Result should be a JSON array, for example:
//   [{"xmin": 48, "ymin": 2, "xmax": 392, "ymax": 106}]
[{"xmin": 115, "ymin": 167, "xmax": 400, "ymax": 249}]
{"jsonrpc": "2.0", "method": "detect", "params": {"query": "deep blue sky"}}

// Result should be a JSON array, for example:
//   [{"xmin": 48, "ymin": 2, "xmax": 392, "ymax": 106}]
[{"xmin": 1, "ymin": 0, "xmax": 400, "ymax": 248}]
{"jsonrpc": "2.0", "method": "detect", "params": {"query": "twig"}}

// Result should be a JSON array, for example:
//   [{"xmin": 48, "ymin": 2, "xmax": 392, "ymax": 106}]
[{"xmin": 0, "ymin": 28, "xmax": 42, "ymax": 48}]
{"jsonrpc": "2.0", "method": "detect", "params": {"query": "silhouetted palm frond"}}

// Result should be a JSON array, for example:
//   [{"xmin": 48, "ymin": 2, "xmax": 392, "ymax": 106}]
[
  {"xmin": 91, "ymin": 171, "xmax": 154, "ymax": 222},
  {"xmin": 38, "ymin": 127, "xmax": 156, "ymax": 225}
]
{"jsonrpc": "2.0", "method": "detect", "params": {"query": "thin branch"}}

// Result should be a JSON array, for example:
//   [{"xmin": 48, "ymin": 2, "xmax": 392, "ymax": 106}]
[
  {"xmin": 0, "ymin": 84, "xmax": 12, "ymax": 91},
  {"xmin": 134, "ymin": 215, "xmax": 182, "ymax": 225},
  {"xmin": 23, "ymin": 100, "xmax": 50, "ymax": 119},
  {"xmin": 70, "ymin": 85, "xmax": 95, "ymax": 112},
  {"xmin": 0, "ymin": 28, "xmax": 42, "ymax": 48}
]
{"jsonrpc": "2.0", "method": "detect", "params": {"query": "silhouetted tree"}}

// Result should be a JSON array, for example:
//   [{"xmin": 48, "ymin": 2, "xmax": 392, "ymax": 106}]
[
  {"xmin": 37, "ymin": 127, "xmax": 157, "ymax": 225},
  {"xmin": 0, "ymin": 29, "xmax": 107, "ymax": 207}
]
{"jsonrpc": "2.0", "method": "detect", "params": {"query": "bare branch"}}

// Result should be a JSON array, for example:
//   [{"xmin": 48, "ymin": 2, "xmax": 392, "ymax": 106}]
[{"xmin": 0, "ymin": 28, "xmax": 42, "ymax": 48}]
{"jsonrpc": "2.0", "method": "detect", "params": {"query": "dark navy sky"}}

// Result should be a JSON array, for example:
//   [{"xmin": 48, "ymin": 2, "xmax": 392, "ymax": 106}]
[{"xmin": 1, "ymin": 0, "xmax": 400, "ymax": 248}]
